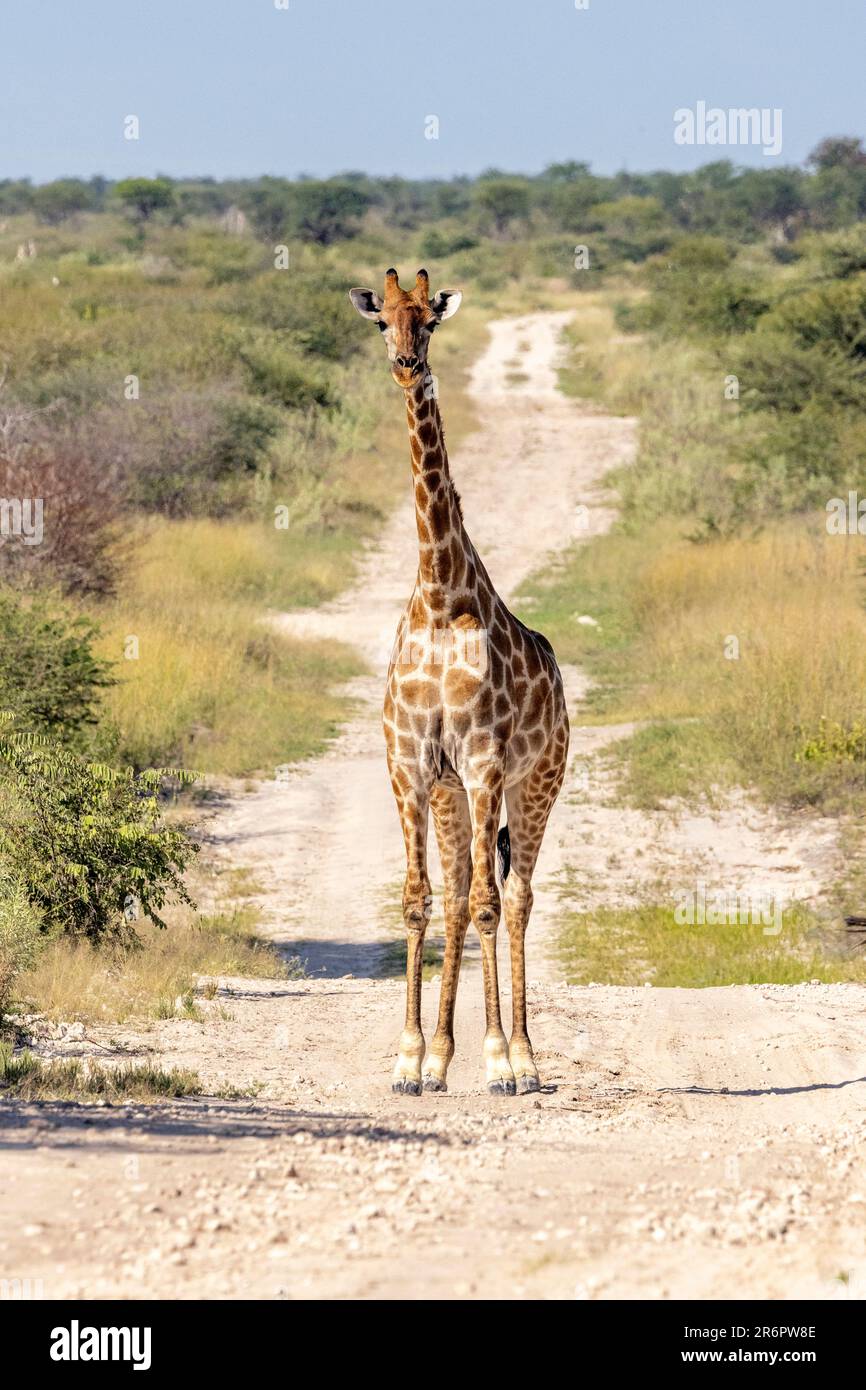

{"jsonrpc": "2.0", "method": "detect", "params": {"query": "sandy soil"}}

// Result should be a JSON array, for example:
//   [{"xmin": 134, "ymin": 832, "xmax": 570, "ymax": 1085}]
[{"xmin": 2, "ymin": 311, "xmax": 864, "ymax": 1303}]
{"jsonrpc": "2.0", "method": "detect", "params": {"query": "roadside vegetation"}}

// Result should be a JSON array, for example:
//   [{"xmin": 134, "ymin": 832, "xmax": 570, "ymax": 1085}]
[
  {"xmin": 526, "ymin": 221, "xmax": 866, "ymax": 815},
  {"xmin": 511, "ymin": 138, "xmax": 866, "ymax": 973},
  {"xmin": 0, "ymin": 1043, "xmax": 201, "ymax": 1101},
  {"xmin": 555, "ymin": 902, "xmax": 866, "ymax": 988},
  {"xmin": 4, "ymin": 142, "xmax": 866, "ymax": 1031}
]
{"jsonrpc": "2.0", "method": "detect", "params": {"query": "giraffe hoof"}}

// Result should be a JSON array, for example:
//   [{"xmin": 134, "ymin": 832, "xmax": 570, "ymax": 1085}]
[
  {"xmin": 423, "ymin": 1075, "xmax": 447, "ymax": 1093},
  {"xmin": 516, "ymin": 1074, "xmax": 540, "ymax": 1095},
  {"xmin": 487, "ymin": 1078, "xmax": 516, "ymax": 1097},
  {"xmin": 392, "ymin": 1078, "xmax": 422, "ymax": 1096}
]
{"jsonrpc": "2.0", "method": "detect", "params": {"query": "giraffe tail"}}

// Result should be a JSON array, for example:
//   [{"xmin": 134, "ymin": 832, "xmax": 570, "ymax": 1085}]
[{"xmin": 496, "ymin": 825, "xmax": 511, "ymax": 883}]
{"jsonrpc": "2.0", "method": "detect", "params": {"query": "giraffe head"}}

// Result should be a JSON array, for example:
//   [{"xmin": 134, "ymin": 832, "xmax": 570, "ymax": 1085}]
[{"xmin": 348, "ymin": 268, "xmax": 462, "ymax": 389}]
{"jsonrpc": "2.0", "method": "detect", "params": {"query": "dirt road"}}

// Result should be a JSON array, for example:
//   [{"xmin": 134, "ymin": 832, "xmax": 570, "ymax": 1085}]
[{"xmin": 2, "ymin": 312, "xmax": 864, "ymax": 1302}]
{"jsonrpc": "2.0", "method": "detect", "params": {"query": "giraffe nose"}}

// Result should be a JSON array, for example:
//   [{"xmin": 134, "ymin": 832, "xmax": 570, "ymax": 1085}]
[{"xmin": 395, "ymin": 354, "xmax": 420, "ymax": 371}]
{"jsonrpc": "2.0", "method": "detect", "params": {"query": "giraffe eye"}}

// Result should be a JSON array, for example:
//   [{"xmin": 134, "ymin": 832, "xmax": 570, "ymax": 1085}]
[{"xmin": 377, "ymin": 320, "xmax": 387, "ymax": 332}]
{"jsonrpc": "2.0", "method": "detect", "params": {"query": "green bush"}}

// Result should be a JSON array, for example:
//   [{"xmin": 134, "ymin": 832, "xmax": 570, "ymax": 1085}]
[
  {"xmin": 0, "ymin": 590, "xmax": 115, "ymax": 742},
  {"xmin": 238, "ymin": 339, "xmax": 333, "ymax": 409},
  {"xmin": 474, "ymin": 178, "xmax": 531, "ymax": 236},
  {"xmin": 0, "ymin": 729, "xmax": 198, "ymax": 943},
  {"xmin": 0, "ymin": 868, "xmax": 43, "ymax": 1019},
  {"xmin": 734, "ymin": 332, "xmax": 866, "ymax": 413},
  {"xmin": 240, "ymin": 177, "xmax": 370, "ymax": 244},
  {"xmin": 641, "ymin": 238, "xmax": 770, "ymax": 336},
  {"xmin": 585, "ymin": 195, "xmax": 674, "ymax": 262},
  {"xmin": 766, "ymin": 275, "xmax": 866, "ymax": 357},
  {"xmin": 224, "ymin": 270, "xmax": 366, "ymax": 362},
  {"xmin": 419, "ymin": 226, "xmax": 479, "ymax": 259},
  {"xmin": 814, "ymin": 227, "xmax": 866, "ymax": 279}
]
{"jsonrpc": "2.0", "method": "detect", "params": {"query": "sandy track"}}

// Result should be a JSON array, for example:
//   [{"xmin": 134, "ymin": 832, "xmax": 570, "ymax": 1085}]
[{"xmin": 2, "ymin": 311, "xmax": 863, "ymax": 1303}]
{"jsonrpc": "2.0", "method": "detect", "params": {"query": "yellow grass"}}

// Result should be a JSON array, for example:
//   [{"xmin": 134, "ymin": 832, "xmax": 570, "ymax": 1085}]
[
  {"xmin": 87, "ymin": 517, "xmax": 361, "ymax": 773},
  {"xmin": 17, "ymin": 903, "xmax": 292, "ymax": 1025}
]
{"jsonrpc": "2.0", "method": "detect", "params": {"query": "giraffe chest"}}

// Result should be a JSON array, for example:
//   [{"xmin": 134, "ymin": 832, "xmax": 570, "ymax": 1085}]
[
  {"xmin": 383, "ymin": 671, "xmax": 551, "ymax": 792},
  {"xmin": 383, "ymin": 601, "xmax": 560, "ymax": 792}
]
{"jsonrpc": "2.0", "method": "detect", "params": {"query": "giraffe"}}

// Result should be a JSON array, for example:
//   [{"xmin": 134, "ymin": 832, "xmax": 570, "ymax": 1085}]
[{"xmin": 349, "ymin": 268, "xmax": 569, "ymax": 1096}]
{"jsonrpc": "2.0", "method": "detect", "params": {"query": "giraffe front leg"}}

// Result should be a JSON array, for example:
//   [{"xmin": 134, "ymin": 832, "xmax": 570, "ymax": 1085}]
[
  {"xmin": 424, "ymin": 786, "xmax": 472, "ymax": 1093},
  {"xmin": 467, "ymin": 769, "xmax": 515, "ymax": 1096},
  {"xmin": 504, "ymin": 875, "xmax": 539, "ymax": 1095},
  {"xmin": 422, "ymin": 899, "xmax": 468, "ymax": 1092},
  {"xmin": 392, "ymin": 790, "xmax": 431, "ymax": 1096}
]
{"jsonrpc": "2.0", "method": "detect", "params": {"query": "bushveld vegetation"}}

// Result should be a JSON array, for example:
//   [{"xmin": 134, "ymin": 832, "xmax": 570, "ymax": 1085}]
[
  {"xmin": 512, "ymin": 138, "xmax": 866, "ymax": 972},
  {"xmin": 4, "ymin": 140, "xmax": 866, "ymax": 1028},
  {"xmin": 527, "ymin": 217, "xmax": 866, "ymax": 816}
]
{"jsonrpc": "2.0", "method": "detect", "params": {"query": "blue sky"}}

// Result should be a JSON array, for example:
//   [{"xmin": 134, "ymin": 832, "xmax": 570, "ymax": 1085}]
[{"xmin": 2, "ymin": 0, "xmax": 864, "ymax": 181}]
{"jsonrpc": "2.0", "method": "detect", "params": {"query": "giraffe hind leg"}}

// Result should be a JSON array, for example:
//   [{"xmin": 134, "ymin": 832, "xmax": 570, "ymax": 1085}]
[{"xmin": 503, "ymin": 739, "xmax": 568, "ymax": 1094}]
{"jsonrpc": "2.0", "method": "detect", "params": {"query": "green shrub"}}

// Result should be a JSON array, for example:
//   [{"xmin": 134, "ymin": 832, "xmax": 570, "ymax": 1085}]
[
  {"xmin": 585, "ymin": 195, "xmax": 674, "ymax": 262},
  {"xmin": 291, "ymin": 180, "xmax": 371, "ymax": 245},
  {"xmin": 0, "ymin": 1048, "xmax": 201, "ymax": 1100},
  {"xmin": 419, "ymin": 226, "xmax": 479, "ymax": 259},
  {"xmin": 734, "ymin": 332, "xmax": 866, "ymax": 413},
  {"xmin": 0, "ymin": 728, "xmax": 198, "ymax": 943},
  {"xmin": 240, "ymin": 177, "xmax": 370, "ymax": 244},
  {"xmin": 224, "ymin": 270, "xmax": 366, "ymax": 361},
  {"xmin": 814, "ymin": 227, "xmax": 866, "ymax": 279},
  {"xmin": 0, "ymin": 869, "xmax": 43, "ymax": 1019},
  {"xmin": 238, "ymin": 339, "xmax": 333, "ymax": 409},
  {"xmin": 474, "ymin": 178, "xmax": 531, "ymax": 236},
  {"xmin": 0, "ymin": 590, "xmax": 115, "ymax": 742},
  {"xmin": 766, "ymin": 275, "xmax": 866, "ymax": 357}
]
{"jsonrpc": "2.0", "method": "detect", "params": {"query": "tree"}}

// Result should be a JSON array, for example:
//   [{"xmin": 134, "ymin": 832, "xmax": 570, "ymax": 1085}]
[
  {"xmin": 734, "ymin": 168, "xmax": 805, "ymax": 237},
  {"xmin": 241, "ymin": 177, "xmax": 294, "ymax": 241},
  {"xmin": 542, "ymin": 161, "xmax": 593, "ymax": 183},
  {"xmin": 32, "ymin": 178, "xmax": 95, "ymax": 224},
  {"xmin": 291, "ymin": 180, "xmax": 371, "ymax": 245},
  {"xmin": 475, "ymin": 178, "xmax": 531, "ymax": 236},
  {"xmin": 0, "ymin": 180, "xmax": 33, "ymax": 215},
  {"xmin": 114, "ymin": 176, "xmax": 175, "ymax": 221},
  {"xmin": 807, "ymin": 137, "xmax": 866, "ymax": 171}
]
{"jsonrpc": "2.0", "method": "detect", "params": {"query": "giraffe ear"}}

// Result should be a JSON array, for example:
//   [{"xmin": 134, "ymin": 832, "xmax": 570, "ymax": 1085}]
[
  {"xmin": 348, "ymin": 288, "xmax": 384, "ymax": 319},
  {"xmin": 431, "ymin": 289, "xmax": 462, "ymax": 322}
]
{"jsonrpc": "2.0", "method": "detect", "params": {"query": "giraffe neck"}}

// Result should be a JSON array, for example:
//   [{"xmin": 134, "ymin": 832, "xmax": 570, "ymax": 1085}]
[{"xmin": 404, "ymin": 379, "xmax": 473, "ymax": 617}]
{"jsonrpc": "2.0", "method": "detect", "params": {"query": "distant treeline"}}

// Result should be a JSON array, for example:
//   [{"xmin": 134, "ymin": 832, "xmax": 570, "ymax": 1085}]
[{"xmin": 4, "ymin": 136, "xmax": 866, "ymax": 250}]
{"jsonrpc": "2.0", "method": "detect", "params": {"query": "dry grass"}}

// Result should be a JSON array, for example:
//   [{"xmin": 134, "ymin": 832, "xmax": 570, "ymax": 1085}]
[
  {"xmin": 90, "ymin": 517, "xmax": 362, "ymax": 774},
  {"xmin": 16, "ymin": 902, "xmax": 293, "ymax": 1026},
  {"xmin": 524, "ymin": 281, "xmax": 866, "ymax": 813},
  {"xmin": 524, "ymin": 513, "xmax": 866, "ymax": 809},
  {"xmin": 0, "ymin": 1044, "xmax": 201, "ymax": 1101}
]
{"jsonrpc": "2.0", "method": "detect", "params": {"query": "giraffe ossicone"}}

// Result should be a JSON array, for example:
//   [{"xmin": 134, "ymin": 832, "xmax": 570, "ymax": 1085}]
[{"xmin": 349, "ymin": 268, "xmax": 570, "ymax": 1096}]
